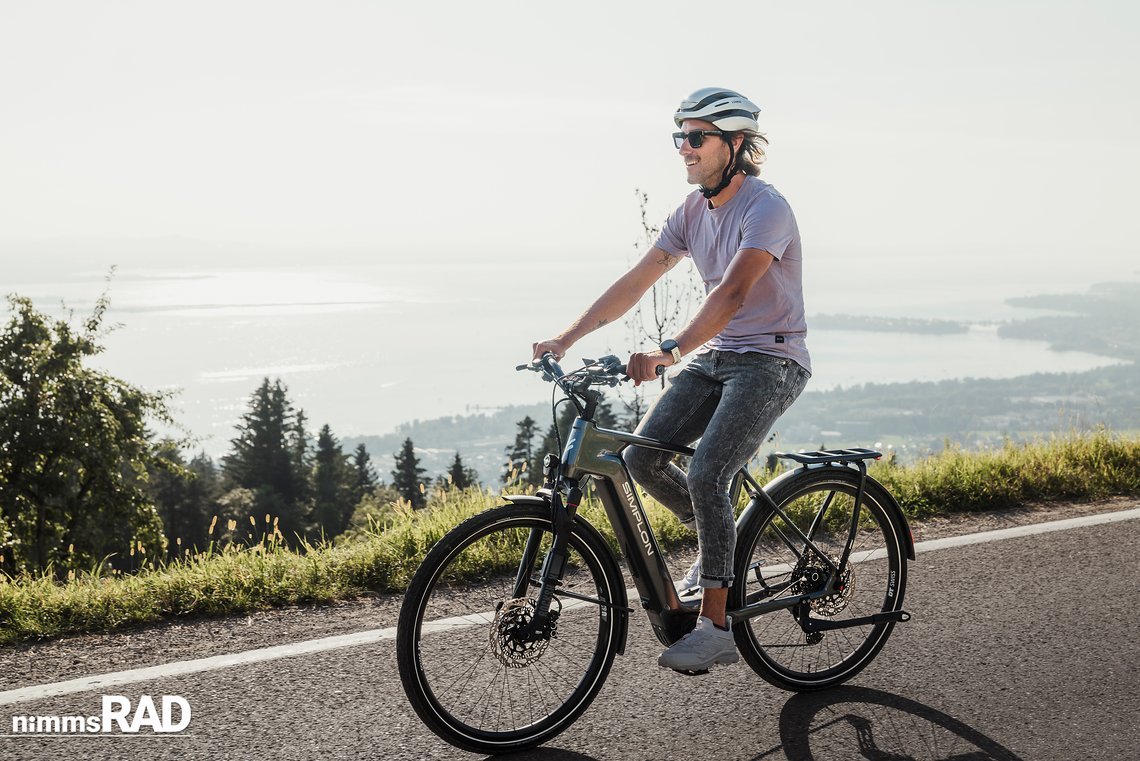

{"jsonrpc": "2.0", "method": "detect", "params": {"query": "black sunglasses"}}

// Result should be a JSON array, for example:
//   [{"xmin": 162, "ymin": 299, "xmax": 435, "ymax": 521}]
[{"xmin": 672, "ymin": 129, "xmax": 726, "ymax": 149}]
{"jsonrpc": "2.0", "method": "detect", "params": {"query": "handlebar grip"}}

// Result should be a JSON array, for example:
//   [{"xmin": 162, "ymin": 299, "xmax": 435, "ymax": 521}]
[
  {"xmin": 615, "ymin": 364, "xmax": 667, "ymax": 381},
  {"xmin": 540, "ymin": 352, "xmax": 565, "ymax": 379}
]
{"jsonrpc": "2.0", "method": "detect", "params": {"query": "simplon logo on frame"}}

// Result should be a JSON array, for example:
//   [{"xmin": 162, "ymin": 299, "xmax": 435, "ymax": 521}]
[{"xmin": 8, "ymin": 695, "xmax": 191, "ymax": 735}]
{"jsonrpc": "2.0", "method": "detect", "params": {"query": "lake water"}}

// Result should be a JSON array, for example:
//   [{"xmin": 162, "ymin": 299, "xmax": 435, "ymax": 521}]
[{"xmin": 3, "ymin": 246, "xmax": 1131, "ymax": 457}]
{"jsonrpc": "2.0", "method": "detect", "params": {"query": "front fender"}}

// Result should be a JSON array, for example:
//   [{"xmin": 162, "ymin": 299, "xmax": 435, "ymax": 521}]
[{"xmin": 502, "ymin": 489, "xmax": 553, "ymax": 507}]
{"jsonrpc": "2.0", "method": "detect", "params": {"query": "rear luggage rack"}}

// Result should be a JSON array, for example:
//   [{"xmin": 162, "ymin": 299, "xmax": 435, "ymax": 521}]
[{"xmin": 775, "ymin": 447, "xmax": 882, "ymax": 465}]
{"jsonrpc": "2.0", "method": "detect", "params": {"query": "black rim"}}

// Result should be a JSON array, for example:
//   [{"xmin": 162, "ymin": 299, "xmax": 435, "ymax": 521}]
[
  {"xmin": 409, "ymin": 514, "xmax": 617, "ymax": 746},
  {"xmin": 737, "ymin": 478, "xmax": 903, "ymax": 685}
]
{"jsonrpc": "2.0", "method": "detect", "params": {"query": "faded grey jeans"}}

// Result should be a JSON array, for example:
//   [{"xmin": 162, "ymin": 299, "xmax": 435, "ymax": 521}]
[{"xmin": 624, "ymin": 350, "xmax": 810, "ymax": 588}]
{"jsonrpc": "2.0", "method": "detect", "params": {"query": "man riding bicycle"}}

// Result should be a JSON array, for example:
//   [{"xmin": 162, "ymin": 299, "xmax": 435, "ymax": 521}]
[{"xmin": 533, "ymin": 87, "xmax": 812, "ymax": 673}]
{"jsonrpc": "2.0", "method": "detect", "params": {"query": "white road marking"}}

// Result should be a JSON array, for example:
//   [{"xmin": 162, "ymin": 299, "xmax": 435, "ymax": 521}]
[
  {"xmin": 910, "ymin": 506, "xmax": 1140, "ymax": 553},
  {"xmin": 2, "ymin": 505, "xmax": 1138, "ymax": 706}
]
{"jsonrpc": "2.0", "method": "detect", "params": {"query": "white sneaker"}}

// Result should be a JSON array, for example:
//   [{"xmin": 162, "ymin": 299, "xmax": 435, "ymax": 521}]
[
  {"xmin": 658, "ymin": 616, "xmax": 739, "ymax": 672},
  {"xmin": 675, "ymin": 559, "xmax": 701, "ymax": 594}
]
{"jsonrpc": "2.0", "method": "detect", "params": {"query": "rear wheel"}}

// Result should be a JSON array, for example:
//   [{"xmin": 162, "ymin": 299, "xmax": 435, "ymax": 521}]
[
  {"xmin": 731, "ymin": 468, "xmax": 907, "ymax": 691},
  {"xmin": 396, "ymin": 504, "xmax": 624, "ymax": 754}
]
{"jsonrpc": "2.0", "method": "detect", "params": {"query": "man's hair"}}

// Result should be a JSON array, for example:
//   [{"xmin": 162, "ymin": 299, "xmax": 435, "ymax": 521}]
[{"xmin": 736, "ymin": 132, "xmax": 769, "ymax": 176}]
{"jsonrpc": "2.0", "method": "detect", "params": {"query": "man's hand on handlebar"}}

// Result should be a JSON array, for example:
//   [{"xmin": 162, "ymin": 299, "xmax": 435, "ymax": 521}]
[
  {"xmin": 532, "ymin": 338, "xmax": 570, "ymax": 362},
  {"xmin": 626, "ymin": 350, "xmax": 673, "ymax": 385}
]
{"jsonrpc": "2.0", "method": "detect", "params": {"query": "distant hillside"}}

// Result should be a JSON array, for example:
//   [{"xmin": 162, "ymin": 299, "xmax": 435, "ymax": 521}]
[
  {"xmin": 1000, "ymin": 281, "xmax": 1140, "ymax": 360},
  {"xmin": 342, "ymin": 403, "xmax": 550, "ymax": 488}
]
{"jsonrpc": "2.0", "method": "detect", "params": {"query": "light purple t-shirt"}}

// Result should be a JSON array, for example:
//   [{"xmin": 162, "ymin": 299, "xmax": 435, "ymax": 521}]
[{"xmin": 654, "ymin": 175, "xmax": 811, "ymax": 374}]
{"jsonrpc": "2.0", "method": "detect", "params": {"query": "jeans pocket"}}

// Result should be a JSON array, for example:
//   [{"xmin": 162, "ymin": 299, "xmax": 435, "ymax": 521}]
[{"xmin": 781, "ymin": 367, "xmax": 810, "ymax": 410}]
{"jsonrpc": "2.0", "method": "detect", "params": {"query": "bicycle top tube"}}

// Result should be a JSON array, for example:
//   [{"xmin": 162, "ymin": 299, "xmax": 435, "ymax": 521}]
[{"xmin": 593, "ymin": 424, "xmax": 694, "ymax": 457}]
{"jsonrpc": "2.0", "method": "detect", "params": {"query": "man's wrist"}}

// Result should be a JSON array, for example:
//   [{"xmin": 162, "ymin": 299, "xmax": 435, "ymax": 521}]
[
  {"xmin": 660, "ymin": 339, "xmax": 682, "ymax": 364},
  {"xmin": 642, "ymin": 350, "xmax": 674, "ymax": 370}
]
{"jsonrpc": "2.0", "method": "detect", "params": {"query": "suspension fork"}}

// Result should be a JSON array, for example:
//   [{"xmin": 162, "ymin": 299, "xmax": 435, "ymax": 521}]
[
  {"xmin": 520, "ymin": 482, "xmax": 583, "ymax": 639},
  {"xmin": 511, "ymin": 528, "xmax": 545, "ymax": 600}
]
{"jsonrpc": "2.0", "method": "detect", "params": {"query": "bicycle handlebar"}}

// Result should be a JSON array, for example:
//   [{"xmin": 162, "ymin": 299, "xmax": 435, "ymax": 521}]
[{"xmin": 517, "ymin": 353, "xmax": 664, "ymax": 390}]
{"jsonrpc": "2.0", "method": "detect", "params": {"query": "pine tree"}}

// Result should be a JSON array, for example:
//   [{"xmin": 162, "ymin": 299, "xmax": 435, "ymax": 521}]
[
  {"xmin": 184, "ymin": 452, "xmax": 222, "ymax": 551},
  {"xmin": 221, "ymin": 378, "xmax": 312, "ymax": 543},
  {"xmin": 444, "ymin": 452, "xmax": 479, "ymax": 490},
  {"xmin": 312, "ymin": 424, "xmax": 354, "ymax": 539},
  {"xmin": 349, "ymin": 443, "xmax": 379, "ymax": 505},
  {"xmin": 149, "ymin": 444, "xmax": 220, "ymax": 557},
  {"xmin": 292, "ymin": 409, "xmax": 313, "ymax": 507},
  {"xmin": 392, "ymin": 437, "xmax": 427, "ymax": 508},
  {"xmin": 503, "ymin": 415, "xmax": 539, "ymax": 486}
]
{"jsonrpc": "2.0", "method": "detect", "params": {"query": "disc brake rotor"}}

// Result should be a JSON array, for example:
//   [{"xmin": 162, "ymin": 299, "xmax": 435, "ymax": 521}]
[
  {"xmin": 489, "ymin": 597, "xmax": 560, "ymax": 668},
  {"xmin": 792, "ymin": 551, "xmax": 856, "ymax": 617}
]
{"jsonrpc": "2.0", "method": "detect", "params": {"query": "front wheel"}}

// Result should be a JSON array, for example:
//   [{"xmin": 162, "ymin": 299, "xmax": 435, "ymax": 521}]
[
  {"xmin": 731, "ymin": 467, "xmax": 908, "ymax": 691},
  {"xmin": 396, "ymin": 504, "xmax": 625, "ymax": 754}
]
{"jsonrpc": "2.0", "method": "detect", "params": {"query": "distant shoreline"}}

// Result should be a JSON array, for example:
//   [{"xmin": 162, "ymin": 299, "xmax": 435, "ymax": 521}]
[{"xmin": 809, "ymin": 314, "xmax": 970, "ymax": 334}]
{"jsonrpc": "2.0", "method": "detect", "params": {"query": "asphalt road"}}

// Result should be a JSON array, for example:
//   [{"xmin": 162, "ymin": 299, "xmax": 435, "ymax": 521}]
[{"xmin": 3, "ymin": 514, "xmax": 1139, "ymax": 760}]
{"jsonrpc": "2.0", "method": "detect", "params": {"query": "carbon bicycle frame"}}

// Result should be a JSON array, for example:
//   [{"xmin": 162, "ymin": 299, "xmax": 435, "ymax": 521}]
[{"xmin": 559, "ymin": 417, "xmax": 865, "ymax": 646}]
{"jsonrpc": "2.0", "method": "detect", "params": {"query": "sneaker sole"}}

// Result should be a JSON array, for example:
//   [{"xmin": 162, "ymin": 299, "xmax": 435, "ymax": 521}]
[{"xmin": 658, "ymin": 651, "xmax": 740, "ymax": 673}]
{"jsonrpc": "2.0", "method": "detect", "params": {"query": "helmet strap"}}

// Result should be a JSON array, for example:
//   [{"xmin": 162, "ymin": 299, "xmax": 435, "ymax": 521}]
[{"xmin": 699, "ymin": 138, "xmax": 739, "ymax": 200}]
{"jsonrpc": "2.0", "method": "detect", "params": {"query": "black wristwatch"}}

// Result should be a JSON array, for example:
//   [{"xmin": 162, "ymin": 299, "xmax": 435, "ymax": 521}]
[{"xmin": 660, "ymin": 339, "xmax": 682, "ymax": 364}]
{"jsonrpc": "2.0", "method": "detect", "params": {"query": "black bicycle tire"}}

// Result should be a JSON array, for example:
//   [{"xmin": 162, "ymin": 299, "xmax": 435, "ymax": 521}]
[
  {"xmin": 396, "ymin": 504, "xmax": 624, "ymax": 754},
  {"xmin": 731, "ymin": 467, "xmax": 907, "ymax": 691}
]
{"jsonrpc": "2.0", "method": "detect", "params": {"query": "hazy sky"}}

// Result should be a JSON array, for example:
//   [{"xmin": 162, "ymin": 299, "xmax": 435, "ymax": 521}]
[{"xmin": 3, "ymin": 0, "xmax": 1138, "ymax": 271}]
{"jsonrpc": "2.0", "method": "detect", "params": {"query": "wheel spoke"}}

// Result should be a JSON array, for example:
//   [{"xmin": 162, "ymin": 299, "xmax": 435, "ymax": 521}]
[
  {"xmin": 733, "ymin": 474, "xmax": 905, "ymax": 689},
  {"xmin": 398, "ymin": 508, "xmax": 618, "ymax": 751}
]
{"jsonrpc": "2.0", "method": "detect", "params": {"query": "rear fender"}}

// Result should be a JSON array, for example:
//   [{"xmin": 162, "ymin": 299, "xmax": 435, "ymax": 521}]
[
  {"xmin": 736, "ymin": 467, "xmax": 915, "ymax": 562},
  {"xmin": 866, "ymin": 475, "xmax": 916, "ymax": 561}
]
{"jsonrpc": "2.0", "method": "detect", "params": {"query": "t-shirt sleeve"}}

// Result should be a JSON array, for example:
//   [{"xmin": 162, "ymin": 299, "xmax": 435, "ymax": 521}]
[
  {"xmin": 740, "ymin": 194, "xmax": 795, "ymax": 260},
  {"xmin": 653, "ymin": 202, "xmax": 690, "ymax": 257}
]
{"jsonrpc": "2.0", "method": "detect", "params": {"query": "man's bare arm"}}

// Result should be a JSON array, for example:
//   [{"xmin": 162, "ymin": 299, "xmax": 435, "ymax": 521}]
[
  {"xmin": 533, "ymin": 247, "xmax": 682, "ymax": 358},
  {"xmin": 626, "ymin": 247, "xmax": 774, "ymax": 382}
]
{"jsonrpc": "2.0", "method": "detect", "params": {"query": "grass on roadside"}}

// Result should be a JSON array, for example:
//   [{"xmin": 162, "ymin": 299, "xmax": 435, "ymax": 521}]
[
  {"xmin": 2, "ymin": 430, "xmax": 1138, "ymax": 645},
  {"xmin": 870, "ymin": 431, "xmax": 1140, "ymax": 518}
]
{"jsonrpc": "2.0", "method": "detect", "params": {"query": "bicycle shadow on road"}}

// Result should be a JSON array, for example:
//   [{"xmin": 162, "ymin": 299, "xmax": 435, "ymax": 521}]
[
  {"xmin": 488, "ymin": 750, "xmax": 599, "ymax": 761},
  {"xmin": 753, "ymin": 685, "xmax": 1024, "ymax": 761}
]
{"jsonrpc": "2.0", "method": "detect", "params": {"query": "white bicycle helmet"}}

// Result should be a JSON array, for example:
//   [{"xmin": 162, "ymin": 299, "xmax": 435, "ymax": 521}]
[
  {"xmin": 674, "ymin": 87, "xmax": 761, "ymax": 132},
  {"xmin": 673, "ymin": 87, "xmax": 763, "ymax": 199}
]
